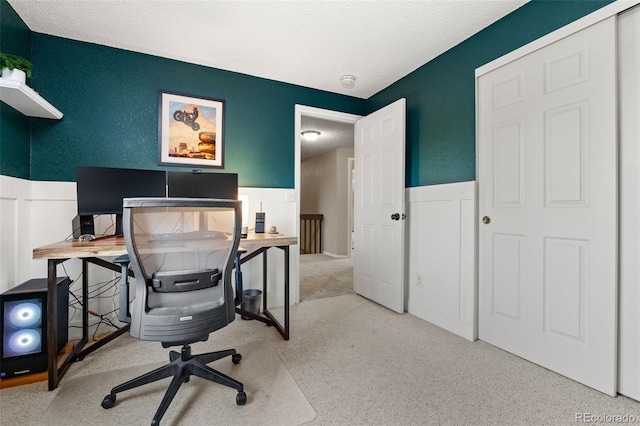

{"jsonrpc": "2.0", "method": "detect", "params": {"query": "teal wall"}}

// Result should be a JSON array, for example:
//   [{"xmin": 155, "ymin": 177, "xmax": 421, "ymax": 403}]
[
  {"xmin": 0, "ymin": 0, "xmax": 618, "ymax": 187},
  {"xmin": 367, "ymin": 0, "xmax": 615, "ymax": 187},
  {"xmin": 0, "ymin": 0, "xmax": 31, "ymax": 179},
  {"xmin": 28, "ymin": 35, "xmax": 364, "ymax": 187}
]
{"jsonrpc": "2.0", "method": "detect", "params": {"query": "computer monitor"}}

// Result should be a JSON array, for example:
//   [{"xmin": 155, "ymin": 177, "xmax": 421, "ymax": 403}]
[
  {"xmin": 167, "ymin": 171, "xmax": 238, "ymax": 200},
  {"xmin": 75, "ymin": 166, "xmax": 167, "ymax": 235}
]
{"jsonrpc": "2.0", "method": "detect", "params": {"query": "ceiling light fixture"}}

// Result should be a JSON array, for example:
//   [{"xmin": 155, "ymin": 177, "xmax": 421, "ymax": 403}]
[
  {"xmin": 301, "ymin": 130, "xmax": 321, "ymax": 142},
  {"xmin": 341, "ymin": 75, "xmax": 356, "ymax": 89}
]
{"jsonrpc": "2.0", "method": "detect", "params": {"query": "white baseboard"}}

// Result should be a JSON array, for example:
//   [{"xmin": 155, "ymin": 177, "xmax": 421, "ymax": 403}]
[{"xmin": 321, "ymin": 251, "xmax": 348, "ymax": 258}]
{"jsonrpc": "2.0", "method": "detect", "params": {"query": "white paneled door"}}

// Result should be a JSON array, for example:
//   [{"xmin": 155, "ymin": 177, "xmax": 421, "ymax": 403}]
[
  {"xmin": 478, "ymin": 17, "xmax": 617, "ymax": 395},
  {"xmin": 354, "ymin": 99, "xmax": 406, "ymax": 313}
]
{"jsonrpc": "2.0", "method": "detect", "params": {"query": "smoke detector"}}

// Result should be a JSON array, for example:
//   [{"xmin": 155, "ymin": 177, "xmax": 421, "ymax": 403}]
[{"xmin": 341, "ymin": 75, "xmax": 356, "ymax": 89}]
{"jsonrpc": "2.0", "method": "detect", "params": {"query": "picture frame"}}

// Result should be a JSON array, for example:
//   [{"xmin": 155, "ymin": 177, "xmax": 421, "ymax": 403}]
[{"xmin": 158, "ymin": 91, "xmax": 225, "ymax": 168}]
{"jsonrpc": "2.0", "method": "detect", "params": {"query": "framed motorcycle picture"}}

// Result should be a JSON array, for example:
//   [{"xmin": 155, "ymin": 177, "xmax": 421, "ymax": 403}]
[{"xmin": 158, "ymin": 91, "xmax": 225, "ymax": 168}]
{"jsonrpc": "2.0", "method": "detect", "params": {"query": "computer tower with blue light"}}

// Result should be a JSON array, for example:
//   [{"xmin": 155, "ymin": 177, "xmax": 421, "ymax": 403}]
[{"xmin": 1, "ymin": 277, "xmax": 70, "ymax": 379}]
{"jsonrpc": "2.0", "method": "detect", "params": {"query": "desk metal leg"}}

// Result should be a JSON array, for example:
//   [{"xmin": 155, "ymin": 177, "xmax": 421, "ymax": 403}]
[
  {"xmin": 47, "ymin": 257, "xmax": 130, "ymax": 390},
  {"xmin": 47, "ymin": 258, "xmax": 88, "ymax": 390},
  {"xmin": 234, "ymin": 248, "xmax": 268, "ymax": 324},
  {"xmin": 76, "ymin": 258, "xmax": 130, "ymax": 360},
  {"xmin": 262, "ymin": 250, "xmax": 268, "ymax": 314},
  {"xmin": 283, "ymin": 245, "xmax": 290, "ymax": 339},
  {"xmin": 82, "ymin": 259, "xmax": 89, "ymax": 344},
  {"xmin": 47, "ymin": 259, "xmax": 59, "ymax": 391},
  {"xmin": 234, "ymin": 245, "xmax": 291, "ymax": 340},
  {"xmin": 262, "ymin": 246, "xmax": 290, "ymax": 340}
]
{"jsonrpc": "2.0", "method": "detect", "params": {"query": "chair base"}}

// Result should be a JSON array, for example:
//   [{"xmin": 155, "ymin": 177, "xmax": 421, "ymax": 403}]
[{"xmin": 101, "ymin": 344, "xmax": 246, "ymax": 425}]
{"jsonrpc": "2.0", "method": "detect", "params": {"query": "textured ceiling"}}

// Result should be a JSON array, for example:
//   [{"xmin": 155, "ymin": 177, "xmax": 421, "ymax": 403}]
[
  {"xmin": 7, "ymin": 0, "xmax": 528, "ymax": 99},
  {"xmin": 301, "ymin": 116, "xmax": 355, "ymax": 162},
  {"xmin": 8, "ymin": 0, "xmax": 528, "ymax": 161}
]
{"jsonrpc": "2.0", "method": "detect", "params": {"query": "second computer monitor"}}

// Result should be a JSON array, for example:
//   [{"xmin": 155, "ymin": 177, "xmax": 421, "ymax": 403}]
[
  {"xmin": 167, "ymin": 171, "xmax": 238, "ymax": 200},
  {"xmin": 76, "ymin": 166, "xmax": 167, "ymax": 235}
]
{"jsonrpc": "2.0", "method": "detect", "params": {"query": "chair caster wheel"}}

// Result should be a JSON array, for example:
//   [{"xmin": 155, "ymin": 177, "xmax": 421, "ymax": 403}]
[
  {"xmin": 236, "ymin": 391, "xmax": 247, "ymax": 405},
  {"xmin": 232, "ymin": 353, "xmax": 242, "ymax": 364},
  {"xmin": 101, "ymin": 394, "xmax": 116, "ymax": 409}
]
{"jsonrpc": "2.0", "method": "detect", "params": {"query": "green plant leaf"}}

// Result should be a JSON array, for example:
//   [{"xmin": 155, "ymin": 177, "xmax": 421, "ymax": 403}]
[{"xmin": 0, "ymin": 52, "xmax": 32, "ymax": 77}]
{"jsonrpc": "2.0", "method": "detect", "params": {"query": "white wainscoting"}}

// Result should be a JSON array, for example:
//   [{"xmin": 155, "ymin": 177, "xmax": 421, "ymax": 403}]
[
  {"xmin": 0, "ymin": 177, "xmax": 299, "ymax": 337},
  {"xmin": 1, "ymin": 175, "xmax": 30, "ymax": 292},
  {"xmin": 406, "ymin": 181, "xmax": 476, "ymax": 341},
  {"xmin": 236, "ymin": 187, "xmax": 300, "ymax": 307},
  {"xmin": 1, "ymin": 176, "xmax": 79, "ymax": 293}
]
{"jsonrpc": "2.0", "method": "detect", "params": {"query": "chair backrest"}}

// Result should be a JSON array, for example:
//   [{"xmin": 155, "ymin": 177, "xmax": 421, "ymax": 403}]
[{"xmin": 122, "ymin": 197, "xmax": 241, "ymax": 345}]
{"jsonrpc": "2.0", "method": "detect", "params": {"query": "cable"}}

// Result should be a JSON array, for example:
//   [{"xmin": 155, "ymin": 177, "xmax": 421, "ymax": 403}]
[
  {"xmin": 89, "ymin": 310, "xmax": 120, "ymax": 341},
  {"xmin": 65, "ymin": 264, "xmax": 124, "ymax": 341}
]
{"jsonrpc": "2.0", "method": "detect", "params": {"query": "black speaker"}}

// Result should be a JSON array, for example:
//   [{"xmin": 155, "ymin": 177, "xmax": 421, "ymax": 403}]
[
  {"xmin": 255, "ymin": 212, "xmax": 265, "ymax": 233},
  {"xmin": 72, "ymin": 215, "xmax": 94, "ymax": 239},
  {"xmin": 1, "ymin": 277, "xmax": 70, "ymax": 379}
]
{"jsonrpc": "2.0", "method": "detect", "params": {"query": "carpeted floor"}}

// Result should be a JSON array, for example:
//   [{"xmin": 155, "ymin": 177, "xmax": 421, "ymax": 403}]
[
  {"xmin": 45, "ymin": 341, "xmax": 315, "ymax": 426},
  {"xmin": 1, "ymin": 293, "xmax": 638, "ymax": 425},
  {"xmin": 299, "ymin": 253, "xmax": 354, "ymax": 302}
]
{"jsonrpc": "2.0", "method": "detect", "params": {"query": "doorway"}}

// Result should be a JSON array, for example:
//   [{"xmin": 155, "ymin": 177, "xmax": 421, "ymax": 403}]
[{"xmin": 294, "ymin": 105, "xmax": 361, "ymax": 302}]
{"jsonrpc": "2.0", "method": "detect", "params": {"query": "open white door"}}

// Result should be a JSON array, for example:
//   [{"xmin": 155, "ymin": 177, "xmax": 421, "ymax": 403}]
[
  {"xmin": 354, "ymin": 99, "xmax": 406, "ymax": 313},
  {"xmin": 478, "ymin": 17, "xmax": 617, "ymax": 395}
]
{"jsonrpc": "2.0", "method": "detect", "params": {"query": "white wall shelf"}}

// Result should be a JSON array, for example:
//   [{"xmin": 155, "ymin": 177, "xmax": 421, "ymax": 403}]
[{"xmin": 0, "ymin": 79, "xmax": 63, "ymax": 119}]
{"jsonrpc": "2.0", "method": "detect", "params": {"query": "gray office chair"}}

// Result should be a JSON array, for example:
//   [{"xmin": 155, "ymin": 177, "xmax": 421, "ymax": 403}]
[{"xmin": 101, "ymin": 198, "xmax": 246, "ymax": 426}]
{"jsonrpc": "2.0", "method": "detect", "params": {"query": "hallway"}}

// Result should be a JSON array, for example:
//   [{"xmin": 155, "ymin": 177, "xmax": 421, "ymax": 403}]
[{"xmin": 299, "ymin": 254, "xmax": 353, "ymax": 302}]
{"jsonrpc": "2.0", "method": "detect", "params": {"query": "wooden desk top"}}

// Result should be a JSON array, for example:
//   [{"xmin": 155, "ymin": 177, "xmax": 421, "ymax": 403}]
[{"xmin": 33, "ymin": 232, "xmax": 297, "ymax": 260}]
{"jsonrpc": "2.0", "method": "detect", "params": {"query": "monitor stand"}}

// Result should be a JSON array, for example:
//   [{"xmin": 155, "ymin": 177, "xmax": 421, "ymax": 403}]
[{"xmin": 115, "ymin": 214, "xmax": 124, "ymax": 236}]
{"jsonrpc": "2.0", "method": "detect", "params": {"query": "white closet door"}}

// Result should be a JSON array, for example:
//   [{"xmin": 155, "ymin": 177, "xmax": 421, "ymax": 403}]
[
  {"xmin": 618, "ymin": 4, "xmax": 640, "ymax": 401},
  {"xmin": 478, "ymin": 17, "xmax": 617, "ymax": 395}
]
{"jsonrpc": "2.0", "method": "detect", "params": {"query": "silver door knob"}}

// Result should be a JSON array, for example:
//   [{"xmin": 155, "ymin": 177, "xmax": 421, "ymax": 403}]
[
  {"xmin": 391, "ymin": 213, "xmax": 400, "ymax": 221},
  {"xmin": 482, "ymin": 216, "xmax": 491, "ymax": 224}
]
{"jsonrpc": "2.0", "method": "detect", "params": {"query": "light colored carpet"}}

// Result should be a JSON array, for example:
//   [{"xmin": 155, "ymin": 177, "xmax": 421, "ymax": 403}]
[
  {"xmin": 1, "ymin": 293, "xmax": 638, "ymax": 425},
  {"xmin": 299, "ymin": 254, "xmax": 354, "ymax": 302},
  {"xmin": 45, "ymin": 340, "xmax": 315, "ymax": 426},
  {"xmin": 281, "ymin": 294, "xmax": 640, "ymax": 425}
]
